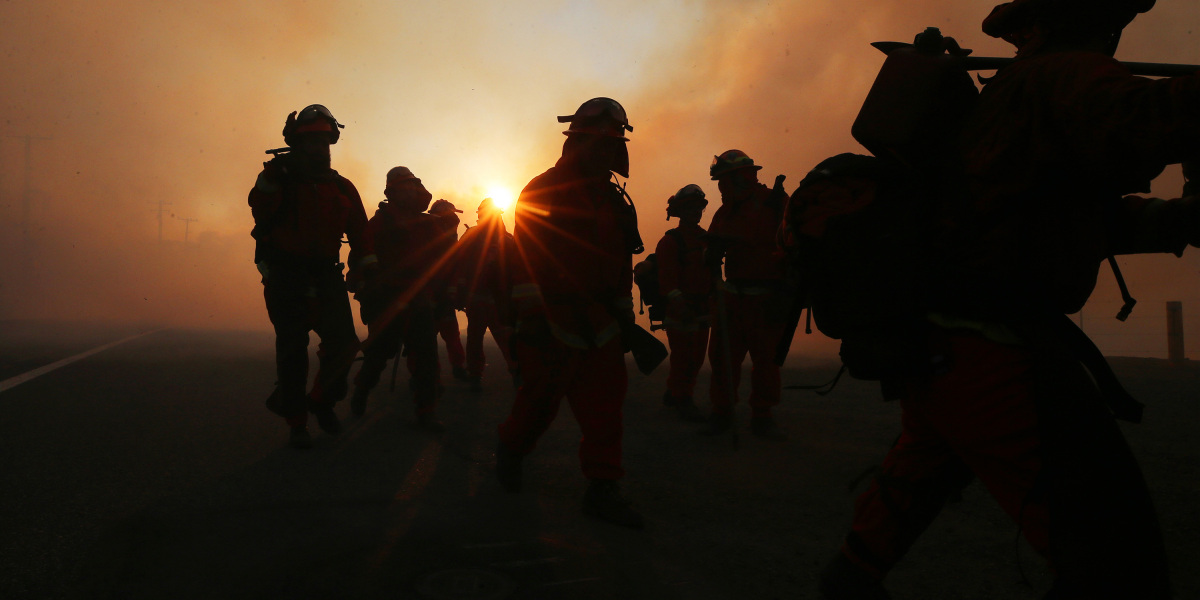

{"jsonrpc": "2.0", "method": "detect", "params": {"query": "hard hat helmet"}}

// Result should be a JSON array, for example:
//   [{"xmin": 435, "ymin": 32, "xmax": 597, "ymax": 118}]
[
  {"xmin": 385, "ymin": 166, "xmax": 420, "ymax": 188},
  {"xmin": 430, "ymin": 199, "xmax": 463, "ymax": 215},
  {"xmin": 710, "ymin": 149, "xmax": 762, "ymax": 180},
  {"xmin": 477, "ymin": 197, "xmax": 499, "ymax": 213},
  {"xmin": 983, "ymin": 0, "xmax": 1155, "ymax": 44},
  {"xmin": 282, "ymin": 104, "xmax": 344, "ymax": 146},
  {"xmin": 558, "ymin": 97, "xmax": 633, "ymax": 140},
  {"xmin": 666, "ymin": 184, "xmax": 708, "ymax": 217}
]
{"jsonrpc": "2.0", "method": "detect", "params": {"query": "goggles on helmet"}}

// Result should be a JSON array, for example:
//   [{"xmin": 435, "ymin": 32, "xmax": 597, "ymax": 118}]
[
  {"xmin": 297, "ymin": 104, "xmax": 342, "ymax": 128},
  {"xmin": 284, "ymin": 104, "xmax": 344, "ymax": 145},
  {"xmin": 558, "ymin": 97, "xmax": 633, "ymax": 139}
]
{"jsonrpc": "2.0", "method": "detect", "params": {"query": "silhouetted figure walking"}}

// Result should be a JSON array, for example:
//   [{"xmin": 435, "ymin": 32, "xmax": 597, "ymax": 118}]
[
  {"xmin": 654, "ymin": 184, "xmax": 712, "ymax": 422},
  {"xmin": 819, "ymin": 2, "xmax": 1200, "ymax": 598},
  {"xmin": 350, "ymin": 167, "xmax": 452, "ymax": 432},
  {"xmin": 452, "ymin": 197, "xmax": 518, "ymax": 391},
  {"xmin": 702, "ymin": 150, "xmax": 791, "ymax": 439},
  {"xmin": 496, "ymin": 97, "xmax": 646, "ymax": 528},
  {"xmin": 427, "ymin": 199, "xmax": 470, "ymax": 383},
  {"xmin": 249, "ymin": 104, "xmax": 376, "ymax": 449}
]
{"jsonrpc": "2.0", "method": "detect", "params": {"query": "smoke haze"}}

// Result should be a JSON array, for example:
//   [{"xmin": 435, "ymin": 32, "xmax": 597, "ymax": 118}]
[{"xmin": 3, "ymin": 0, "xmax": 1200, "ymax": 358}]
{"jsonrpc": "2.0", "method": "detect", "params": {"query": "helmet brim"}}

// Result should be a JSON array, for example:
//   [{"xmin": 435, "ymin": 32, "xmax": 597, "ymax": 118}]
[{"xmin": 710, "ymin": 165, "xmax": 762, "ymax": 181}]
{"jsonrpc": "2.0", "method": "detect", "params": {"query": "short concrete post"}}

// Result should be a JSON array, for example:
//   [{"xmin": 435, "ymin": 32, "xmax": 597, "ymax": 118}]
[{"xmin": 1166, "ymin": 301, "xmax": 1185, "ymax": 363}]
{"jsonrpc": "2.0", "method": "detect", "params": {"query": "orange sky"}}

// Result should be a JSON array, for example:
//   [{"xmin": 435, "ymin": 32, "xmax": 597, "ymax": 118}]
[{"xmin": 2, "ymin": 0, "xmax": 1200, "ymax": 358}]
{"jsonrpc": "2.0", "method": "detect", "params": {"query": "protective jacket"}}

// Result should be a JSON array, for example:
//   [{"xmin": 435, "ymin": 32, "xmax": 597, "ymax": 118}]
[
  {"xmin": 453, "ymin": 217, "xmax": 517, "ymax": 307},
  {"xmin": 249, "ymin": 157, "xmax": 375, "ymax": 276},
  {"xmin": 707, "ymin": 182, "xmax": 786, "ymax": 285},
  {"xmin": 511, "ymin": 160, "xmax": 635, "ymax": 349},
  {"xmin": 654, "ymin": 224, "xmax": 711, "ymax": 329},
  {"xmin": 366, "ymin": 201, "xmax": 452, "ymax": 307}
]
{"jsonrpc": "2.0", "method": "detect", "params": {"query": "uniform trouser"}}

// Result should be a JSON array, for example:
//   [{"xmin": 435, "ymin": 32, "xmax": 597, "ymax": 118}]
[
  {"xmin": 436, "ymin": 304, "xmax": 466, "ymax": 370},
  {"xmin": 665, "ymin": 325, "xmax": 710, "ymax": 401},
  {"xmin": 708, "ymin": 291, "xmax": 785, "ymax": 416},
  {"xmin": 841, "ymin": 331, "xmax": 1170, "ymax": 599},
  {"xmin": 409, "ymin": 305, "xmax": 465, "ymax": 375},
  {"xmin": 263, "ymin": 263, "xmax": 360, "ymax": 427},
  {"xmin": 465, "ymin": 300, "xmax": 515, "ymax": 379},
  {"xmin": 356, "ymin": 301, "xmax": 440, "ymax": 415},
  {"xmin": 498, "ymin": 336, "xmax": 627, "ymax": 480}
]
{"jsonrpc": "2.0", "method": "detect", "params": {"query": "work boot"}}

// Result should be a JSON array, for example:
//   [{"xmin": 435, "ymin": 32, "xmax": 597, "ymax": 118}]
[
  {"xmin": 495, "ymin": 441, "xmax": 523, "ymax": 493},
  {"xmin": 675, "ymin": 398, "xmax": 707, "ymax": 423},
  {"xmin": 350, "ymin": 387, "xmax": 369, "ymax": 417},
  {"xmin": 751, "ymin": 413, "xmax": 787, "ymax": 440},
  {"xmin": 582, "ymin": 480, "xmax": 644, "ymax": 529},
  {"xmin": 452, "ymin": 365, "xmax": 471, "ymax": 382},
  {"xmin": 313, "ymin": 405, "xmax": 341, "ymax": 435},
  {"xmin": 818, "ymin": 553, "xmax": 891, "ymax": 600},
  {"xmin": 288, "ymin": 426, "xmax": 313, "ymax": 449},
  {"xmin": 416, "ymin": 413, "xmax": 445, "ymax": 433},
  {"xmin": 699, "ymin": 412, "xmax": 733, "ymax": 436}
]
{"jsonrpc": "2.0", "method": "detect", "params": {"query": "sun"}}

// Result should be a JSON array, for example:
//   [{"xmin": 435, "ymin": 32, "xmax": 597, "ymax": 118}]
[{"xmin": 486, "ymin": 184, "xmax": 516, "ymax": 212}]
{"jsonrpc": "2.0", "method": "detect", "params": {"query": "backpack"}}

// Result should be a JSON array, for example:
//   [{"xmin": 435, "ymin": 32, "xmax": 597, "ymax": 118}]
[
  {"xmin": 634, "ymin": 229, "xmax": 685, "ymax": 329},
  {"xmin": 780, "ymin": 153, "xmax": 940, "ymax": 381}
]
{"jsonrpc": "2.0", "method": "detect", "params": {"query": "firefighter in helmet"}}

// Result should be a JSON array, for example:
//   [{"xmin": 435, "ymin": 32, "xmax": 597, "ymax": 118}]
[
  {"xmin": 820, "ymin": 1, "xmax": 1200, "ymax": 598},
  {"xmin": 349, "ymin": 166, "xmax": 451, "ymax": 432},
  {"xmin": 452, "ymin": 197, "xmax": 518, "ymax": 391},
  {"xmin": 496, "ymin": 97, "xmax": 646, "ymax": 528},
  {"xmin": 425, "ymin": 198, "xmax": 470, "ymax": 383},
  {"xmin": 249, "ymin": 104, "xmax": 376, "ymax": 449},
  {"xmin": 656, "ymin": 184, "xmax": 712, "ymax": 422},
  {"xmin": 703, "ymin": 149, "xmax": 791, "ymax": 439}
]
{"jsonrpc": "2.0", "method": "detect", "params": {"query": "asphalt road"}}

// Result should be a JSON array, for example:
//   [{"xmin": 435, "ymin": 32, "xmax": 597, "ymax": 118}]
[{"xmin": 1, "ymin": 324, "xmax": 1197, "ymax": 599}]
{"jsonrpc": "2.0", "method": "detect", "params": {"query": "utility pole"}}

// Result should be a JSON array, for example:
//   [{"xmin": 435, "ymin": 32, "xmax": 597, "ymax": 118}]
[
  {"xmin": 4, "ymin": 134, "xmax": 53, "ymax": 243},
  {"xmin": 150, "ymin": 198, "xmax": 173, "ymax": 243},
  {"xmin": 176, "ymin": 216, "xmax": 199, "ymax": 244}
]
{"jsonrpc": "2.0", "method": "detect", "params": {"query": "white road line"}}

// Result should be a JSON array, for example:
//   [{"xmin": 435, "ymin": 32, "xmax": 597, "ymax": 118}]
[{"xmin": 0, "ymin": 329, "xmax": 162, "ymax": 394}]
